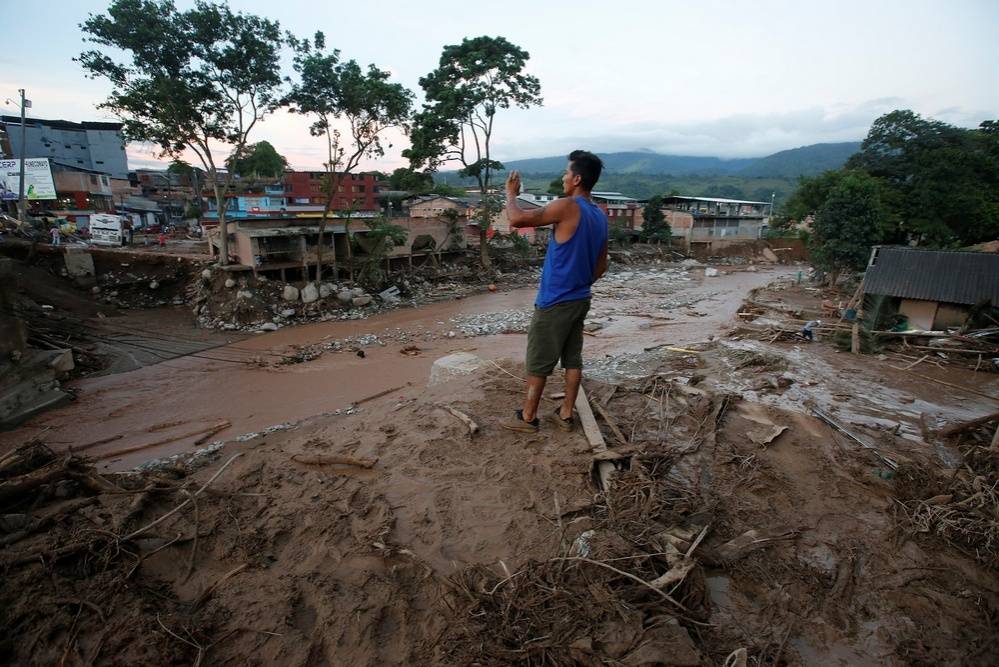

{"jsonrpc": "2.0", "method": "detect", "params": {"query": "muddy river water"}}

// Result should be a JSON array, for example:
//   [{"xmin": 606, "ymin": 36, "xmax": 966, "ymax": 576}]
[{"xmin": 3, "ymin": 267, "xmax": 791, "ymax": 469}]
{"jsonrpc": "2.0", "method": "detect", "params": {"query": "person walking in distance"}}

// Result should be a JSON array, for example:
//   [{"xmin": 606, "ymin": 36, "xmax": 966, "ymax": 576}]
[
  {"xmin": 50, "ymin": 225, "xmax": 61, "ymax": 247},
  {"xmin": 500, "ymin": 150, "xmax": 609, "ymax": 433}
]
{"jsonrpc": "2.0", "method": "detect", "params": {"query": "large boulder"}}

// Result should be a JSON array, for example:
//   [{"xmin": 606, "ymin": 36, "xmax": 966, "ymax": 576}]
[
  {"xmin": 428, "ymin": 352, "xmax": 482, "ymax": 386},
  {"xmin": 337, "ymin": 290, "xmax": 354, "ymax": 305},
  {"xmin": 352, "ymin": 294, "xmax": 373, "ymax": 307},
  {"xmin": 301, "ymin": 283, "xmax": 320, "ymax": 304},
  {"xmin": 319, "ymin": 283, "xmax": 334, "ymax": 299},
  {"xmin": 282, "ymin": 285, "xmax": 300, "ymax": 302}
]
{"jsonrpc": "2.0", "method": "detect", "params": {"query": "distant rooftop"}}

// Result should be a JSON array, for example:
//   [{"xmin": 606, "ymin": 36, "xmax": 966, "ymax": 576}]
[
  {"xmin": 666, "ymin": 195, "xmax": 769, "ymax": 205},
  {"xmin": 0, "ymin": 115, "xmax": 123, "ymax": 132}
]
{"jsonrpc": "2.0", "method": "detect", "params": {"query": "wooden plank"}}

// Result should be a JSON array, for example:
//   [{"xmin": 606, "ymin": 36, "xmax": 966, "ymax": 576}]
[{"xmin": 574, "ymin": 386, "xmax": 606, "ymax": 453}]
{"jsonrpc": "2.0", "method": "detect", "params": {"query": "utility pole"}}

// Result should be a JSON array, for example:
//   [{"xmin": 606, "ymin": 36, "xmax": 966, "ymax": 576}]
[{"xmin": 17, "ymin": 89, "xmax": 29, "ymax": 222}]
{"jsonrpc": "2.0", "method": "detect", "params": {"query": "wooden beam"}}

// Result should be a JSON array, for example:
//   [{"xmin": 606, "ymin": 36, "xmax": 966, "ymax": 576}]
[{"xmin": 574, "ymin": 386, "xmax": 606, "ymax": 453}]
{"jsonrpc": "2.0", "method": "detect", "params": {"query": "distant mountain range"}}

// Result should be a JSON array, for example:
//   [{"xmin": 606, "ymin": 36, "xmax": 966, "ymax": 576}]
[{"xmin": 499, "ymin": 142, "xmax": 862, "ymax": 179}]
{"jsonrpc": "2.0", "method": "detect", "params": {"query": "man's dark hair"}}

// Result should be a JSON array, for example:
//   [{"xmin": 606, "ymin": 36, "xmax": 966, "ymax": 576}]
[{"xmin": 568, "ymin": 150, "xmax": 603, "ymax": 191}]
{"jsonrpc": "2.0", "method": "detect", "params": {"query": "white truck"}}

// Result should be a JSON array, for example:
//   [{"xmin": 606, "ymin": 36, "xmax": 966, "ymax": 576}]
[{"xmin": 89, "ymin": 213, "xmax": 125, "ymax": 246}]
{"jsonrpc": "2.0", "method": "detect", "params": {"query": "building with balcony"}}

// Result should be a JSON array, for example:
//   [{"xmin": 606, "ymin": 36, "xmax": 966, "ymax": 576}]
[{"xmin": 661, "ymin": 195, "xmax": 770, "ymax": 241}]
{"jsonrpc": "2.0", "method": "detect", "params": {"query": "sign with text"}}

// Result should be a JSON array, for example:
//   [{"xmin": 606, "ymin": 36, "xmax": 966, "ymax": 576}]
[
  {"xmin": 0, "ymin": 158, "xmax": 57, "ymax": 200},
  {"xmin": 90, "ymin": 213, "xmax": 123, "ymax": 246}
]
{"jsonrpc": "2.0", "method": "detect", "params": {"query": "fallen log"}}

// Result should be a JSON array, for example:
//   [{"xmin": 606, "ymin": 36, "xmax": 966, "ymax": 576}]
[
  {"xmin": 591, "ymin": 400, "xmax": 629, "ymax": 446},
  {"xmin": 0, "ymin": 459, "xmax": 72, "ymax": 505},
  {"xmin": 440, "ymin": 406, "xmax": 479, "ymax": 436},
  {"xmin": 0, "ymin": 497, "xmax": 98, "ymax": 547},
  {"xmin": 938, "ymin": 411, "xmax": 999, "ymax": 438},
  {"xmin": 291, "ymin": 454, "xmax": 378, "ymax": 468},
  {"xmin": 93, "ymin": 421, "xmax": 232, "ymax": 461}
]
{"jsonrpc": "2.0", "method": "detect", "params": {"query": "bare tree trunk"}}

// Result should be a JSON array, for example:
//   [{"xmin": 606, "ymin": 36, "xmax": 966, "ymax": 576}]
[
  {"xmin": 479, "ymin": 225, "xmax": 491, "ymax": 269},
  {"xmin": 213, "ymin": 176, "xmax": 228, "ymax": 267}
]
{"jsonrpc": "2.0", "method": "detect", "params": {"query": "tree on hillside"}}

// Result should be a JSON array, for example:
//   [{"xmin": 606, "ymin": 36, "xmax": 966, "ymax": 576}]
[
  {"xmin": 227, "ymin": 140, "xmax": 288, "ymax": 182},
  {"xmin": 847, "ymin": 110, "xmax": 999, "ymax": 246},
  {"xmin": 285, "ymin": 31, "xmax": 413, "ymax": 283},
  {"xmin": 547, "ymin": 176, "xmax": 563, "ymax": 195},
  {"xmin": 809, "ymin": 171, "xmax": 889, "ymax": 285},
  {"xmin": 405, "ymin": 36, "xmax": 542, "ymax": 269},
  {"xmin": 79, "ymin": 0, "xmax": 284, "ymax": 266},
  {"xmin": 639, "ymin": 195, "xmax": 671, "ymax": 244}
]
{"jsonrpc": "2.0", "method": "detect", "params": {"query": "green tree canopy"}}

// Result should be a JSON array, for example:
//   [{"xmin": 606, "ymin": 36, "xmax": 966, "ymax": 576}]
[
  {"xmin": 547, "ymin": 176, "xmax": 563, "ymax": 195},
  {"xmin": 639, "ymin": 195, "xmax": 672, "ymax": 244},
  {"xmin": 227, "ymin": 140, "xmax": 288, "ymax": 179},
  {"xmin": 388, "ymin": 167, "xmax": 434, "ymax": 193},
  {"xmin": 808, "ymin": 171, "xmax": 889, "ymax": 281},
  {"xmin": 847, "ymin": 110, "xmax": 999, "ymax": 246},
  {"xmin": 405, "ymin": 36, "xmax": 542, "ymax": 268},
  {"xmin": 79, "ymin": 0, "xmax": 285, "ymax": 265}
]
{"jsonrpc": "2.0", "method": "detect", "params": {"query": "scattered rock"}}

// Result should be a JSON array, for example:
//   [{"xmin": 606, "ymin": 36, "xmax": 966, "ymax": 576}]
[
  {"xmin": 428, "ymin": 352, "xmax": 482, "ymax": 385},
  {"xmin": 201, "ymin": 269, "xmax": 212, "ymax": 281},
  {"xmin": 338, "ymin": 290, "xmax": 353, "ymax": 304},
  {"xmin": 280, "ymin": 308, "xmax": 296, "ymax": 318},
  {"xmin": 352, "ymin": 295, "xmax": 373, "ymax": 307},
  {"xmin": 282, "ymin": 285, "xmax": 300, "ymax": 302},
  {"xmin": 258, "ymin": 322, "xmax": 279, "ymax": 331},
  {"xmin": 301, "ymin": 283, "xmax": 320, "ymax": 304},
  {"xmin": 148, "ymin": 280, "xmax": 159, "ymax": 289},
  {"xmin": 704, "ymin": 268, "xmax": 719, "ymax": 278},
  {"xmin": 236, "ymin": 289, "xmax": 253, "ymax": 300},
  {"xmin": 224, "ymin": 278, "xmax": 236, "ymax": 289},
  {"xmin": 319, "ymin": 283, "xmax": 334, "ymax": 299}
]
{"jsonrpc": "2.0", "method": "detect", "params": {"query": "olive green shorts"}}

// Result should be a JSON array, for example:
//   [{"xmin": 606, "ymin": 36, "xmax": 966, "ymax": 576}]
[{"xmin": 525, "ymin": 298, "xmax": 591, "ymax": 377}]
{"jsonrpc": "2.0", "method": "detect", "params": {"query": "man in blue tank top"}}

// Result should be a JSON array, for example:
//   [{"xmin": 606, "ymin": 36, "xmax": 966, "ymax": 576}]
[{"xmin": 500, "ymin": 150, "xmax": 609, "ymax": 433}]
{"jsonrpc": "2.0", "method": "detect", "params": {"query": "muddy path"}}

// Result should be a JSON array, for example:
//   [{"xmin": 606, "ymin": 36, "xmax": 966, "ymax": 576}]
[{"xmin": 1, "ymin": 266, "xmax": 789, "ymax": 468}]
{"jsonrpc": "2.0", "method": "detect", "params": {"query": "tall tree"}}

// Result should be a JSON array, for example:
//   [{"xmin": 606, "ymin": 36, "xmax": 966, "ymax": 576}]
[
  {"xmin": 388, "ymin": 167, "xmax": 434, "ymax": 193},
  {"xmin": 285, "ymin": 31, "xmax": 413, "ymax": 283},
  {"xmin": 405, "ymin": 36, "xmax": 542, "ymax": 269},
  {"xmin": 809, "ymin": 171, "xmax": 889, "ymax": 285},
  {"xmin": 847, "ymin": 110, "xmax": 999, "ymax": 246},
  {"xmin": 79, "ymin": 0, "xmax": 284, "ymax": 266}
]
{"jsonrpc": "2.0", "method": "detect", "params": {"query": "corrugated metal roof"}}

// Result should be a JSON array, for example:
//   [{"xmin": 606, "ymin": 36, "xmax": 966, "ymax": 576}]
[{"xmin": 862, "ymin": 247, "xmax": 999, "ymax": 305}]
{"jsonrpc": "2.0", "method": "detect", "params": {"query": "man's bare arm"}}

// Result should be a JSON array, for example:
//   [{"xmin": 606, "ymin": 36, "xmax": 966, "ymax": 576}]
[
  {"xmin": 592, "ymin": 241, "xmax": 609, "ymax": 283},
  {"xmin": 505, "ymin": 170, "xmax": 571, "ymax": 228}
]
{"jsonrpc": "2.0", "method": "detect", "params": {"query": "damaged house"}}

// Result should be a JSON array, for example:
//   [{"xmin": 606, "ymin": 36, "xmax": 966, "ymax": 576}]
[{"xmin": 862, "ymin": 246, "xmax": 999, "ymax": 330}]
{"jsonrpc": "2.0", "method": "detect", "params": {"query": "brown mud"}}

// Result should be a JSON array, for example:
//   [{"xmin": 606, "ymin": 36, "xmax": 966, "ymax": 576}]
[
  {"xmin": 0, "ymin": 266, "xmax": 785, "ymax": 469},
  {"xmin": 3, "ymin": 267, "xmax": 998, "ymax": 665}
]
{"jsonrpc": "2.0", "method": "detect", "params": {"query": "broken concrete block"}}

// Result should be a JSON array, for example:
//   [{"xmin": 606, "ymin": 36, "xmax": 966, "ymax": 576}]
[
  {"xmin": 428, "ymin": 352, "xmax": 482, "ymax": 386},
  {"xmin": 379, "ymin": 286, "xmax": 401, "ymax": 302},
  {"xmin": 282, "ymin": 285, "xmax": 300, "ymax": 302},
  {"xmin": 301, "ymin": 283, "xmax": 320, "ymax": 304},
  {"xmin": 352, "ymin": 295, "xmax": 373, "ymax": 307},
  {"xmin": 762, "ymin": 247, "xmax": 779, "ymax": 262},
  {"xmin": 224, "ymin": 278, "xmax": 236, "ymax": 289}
]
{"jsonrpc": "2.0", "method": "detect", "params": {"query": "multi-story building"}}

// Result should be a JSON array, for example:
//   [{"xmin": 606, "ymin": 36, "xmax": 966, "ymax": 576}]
[
  {"xmin": 0, "ymin": 116, "xmax": 129, "ymax": 179},
  {"xmin": 592, "ymin": 191, "xmax": 640, "ymax": 228},
  {"xmin": 661, "ymin": 195, "xmax": 770, "ymax": 240}
]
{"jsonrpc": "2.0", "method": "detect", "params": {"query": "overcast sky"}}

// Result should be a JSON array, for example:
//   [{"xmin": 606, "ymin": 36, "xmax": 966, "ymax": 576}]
[{"xmin": 1, "ymin": 0, "xmax": 996, "ymax": 171}]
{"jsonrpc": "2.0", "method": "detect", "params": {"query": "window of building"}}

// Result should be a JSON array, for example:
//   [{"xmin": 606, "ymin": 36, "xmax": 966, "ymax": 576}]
[{"xmin": 89, "ymin": 175, "xmax": 97, "ymax": 185}]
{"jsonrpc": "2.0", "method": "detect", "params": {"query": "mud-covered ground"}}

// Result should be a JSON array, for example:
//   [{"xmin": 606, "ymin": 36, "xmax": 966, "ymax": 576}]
[{"xmin": 3, "ymin": 265, "xmax": 999, "ymax": 665}]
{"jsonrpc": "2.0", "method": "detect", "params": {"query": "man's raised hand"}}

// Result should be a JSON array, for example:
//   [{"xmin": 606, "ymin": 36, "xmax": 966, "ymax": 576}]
[{"xmin": 506, "ymin": 170, "xmax": 521, "ymax": 198}]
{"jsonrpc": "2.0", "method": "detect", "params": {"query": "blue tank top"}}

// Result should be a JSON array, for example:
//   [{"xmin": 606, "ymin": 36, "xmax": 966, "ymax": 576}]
[{"xmin": 535, "ymin": 196, "xmax": 609, "ymax": 308}]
